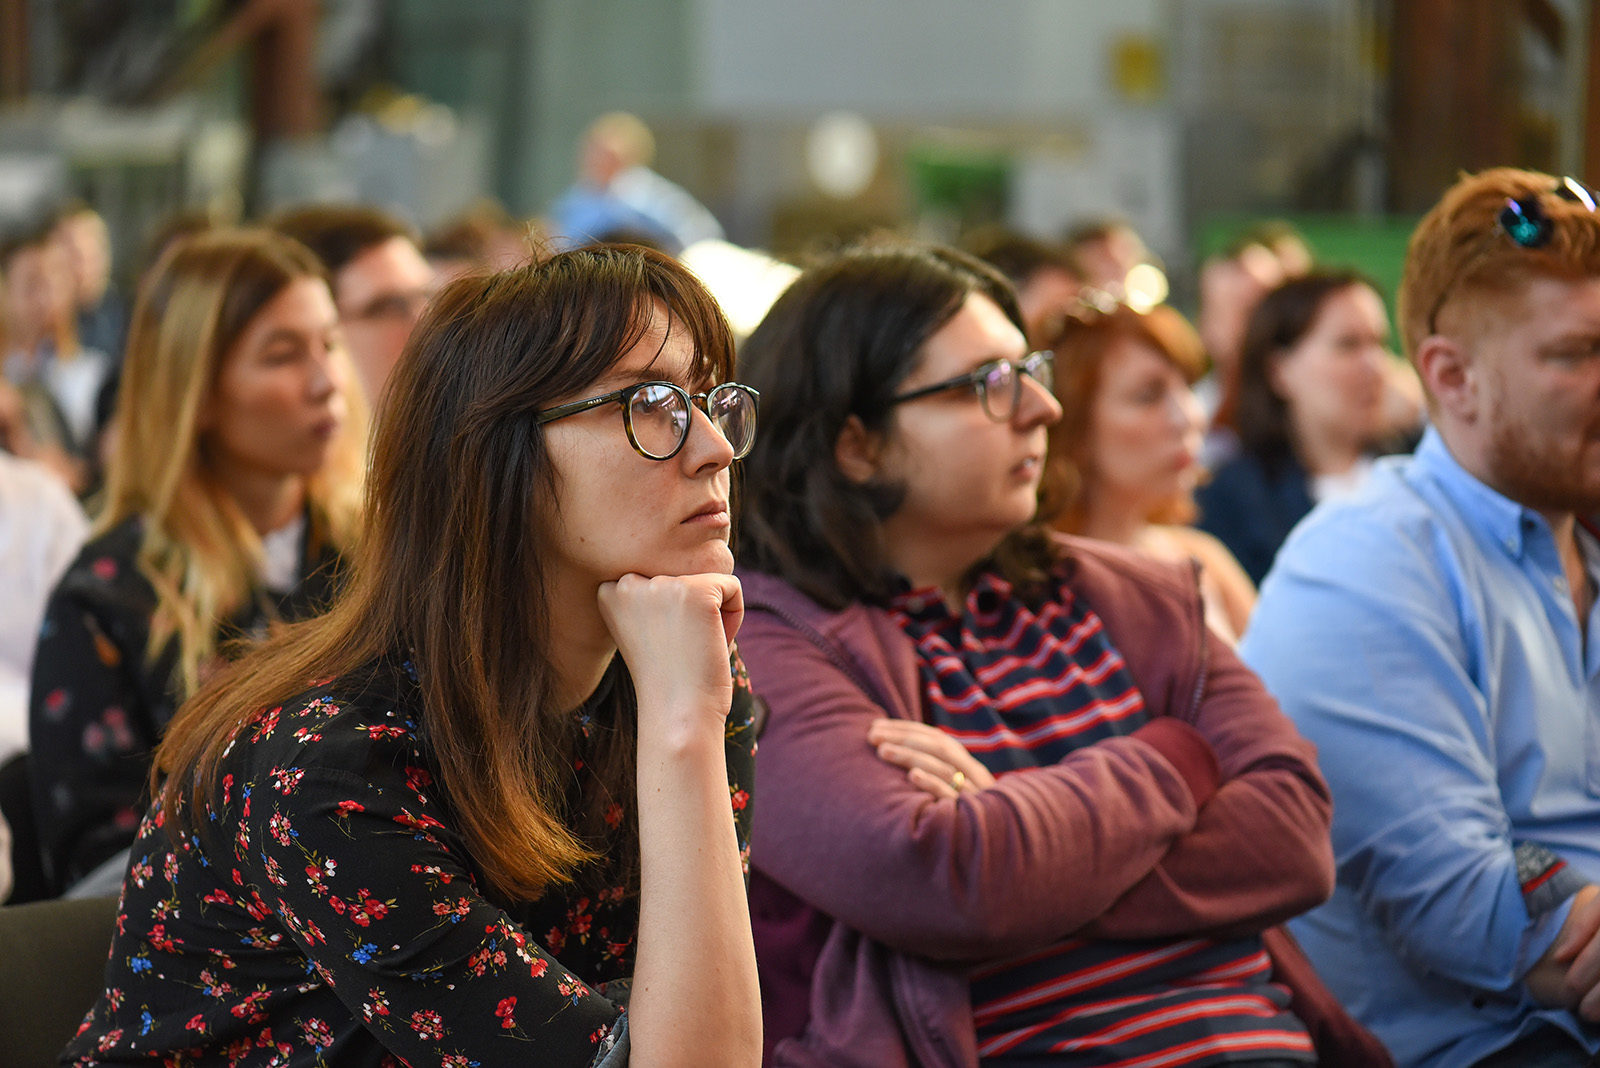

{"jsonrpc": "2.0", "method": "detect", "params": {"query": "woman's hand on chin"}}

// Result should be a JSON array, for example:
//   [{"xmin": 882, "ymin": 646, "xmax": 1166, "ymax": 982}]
[{"xmin": 598, "ymin": 572, "xmax": 744, "ymax": 738}]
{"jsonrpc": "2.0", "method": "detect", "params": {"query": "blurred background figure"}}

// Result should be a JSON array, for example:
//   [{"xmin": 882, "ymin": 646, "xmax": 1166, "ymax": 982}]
[
  {"xmin": 1197, "ymin": 270, "xmax": 1403, "ymax": 585},
  {"xmin": 1063, "ymin": 217, "xmax": 1169, "ymax": 311},
  {"xmin": 548, "ymin": 111, "xmax": 725, "ymax": 254},
  {"xmin": 1194, "ymin": 234, "xmax": 1293, "ymax": 440},
  {"xmin": 422, "ymin": 199, "xmax": 536, "ymax": 287},
  {"xmin": 0, "ymin": 221, "xmax": 111, "ymax": 495},
  {"xmin": 28, "ymin": 228, "xmax": 365, "ymax": 899},
  {"xmin": 1048, "ymin": 301, "xmax": 1255, "ymax": 641},
  {"xmin": 50, "ymin": 201, "xmax": 125, "ymax": 366},
  {"xmin": 964, "ymin": 226, "xmax": 1084, "ymax": 348},
  {"xmin": 269, "ymin": 204, "xmax": 434, "ymax": 406}
]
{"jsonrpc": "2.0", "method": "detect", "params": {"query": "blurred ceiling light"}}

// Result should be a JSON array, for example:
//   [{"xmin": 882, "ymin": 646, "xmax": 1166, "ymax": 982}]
[
  {"xmin": 680, "ymin": 239, "xmax": 801, "ymax": 338},
  {"xmin": 806, "ymin": 111, "xmax": 879, "ymax": 199},
  {"xmin": 1123, "ymin": 262, "xmax": 1169, "ymax": 312}
]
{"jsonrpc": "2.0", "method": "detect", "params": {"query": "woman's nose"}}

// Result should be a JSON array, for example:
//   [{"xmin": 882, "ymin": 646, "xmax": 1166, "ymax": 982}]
[{"xmin": 1015, "ymin": 373, "xmax": 1063, "ymax": 429}]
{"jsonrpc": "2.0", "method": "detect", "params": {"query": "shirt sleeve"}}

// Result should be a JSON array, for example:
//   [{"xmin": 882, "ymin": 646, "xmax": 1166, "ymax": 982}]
[
  {"xmin": 235, "ymin": 758, "xmax": 626, "ymax": 1067},
  {"xmin": 28, "ymin": 580, "xmax": 157, "ymax": 892},
  {"xmin": 740, "ymin": 606, "xmax": 1214, "ymax": 962},
  {"xmin": 1240, "ymin": 515, "xmax": 1579, "ymax": 992}
]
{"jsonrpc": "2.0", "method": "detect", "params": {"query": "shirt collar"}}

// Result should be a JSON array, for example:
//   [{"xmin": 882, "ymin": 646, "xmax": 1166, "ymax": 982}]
[{"xmin": 1413, "ymin": 424, "xmax": 1552, "ymax": 561}]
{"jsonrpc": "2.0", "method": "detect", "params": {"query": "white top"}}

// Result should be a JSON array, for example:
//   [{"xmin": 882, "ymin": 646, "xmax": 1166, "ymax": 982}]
[
  {"xmin": 0, "ymin": 452, "xmax": 89, "ymax": 761},
  {"xmin": 258, "ymin": 512, "xmax": 306, "ymax": 596},
  {"xmin": 1309, "ymin": 455, "xmax": 1374, "ymax": 503}
]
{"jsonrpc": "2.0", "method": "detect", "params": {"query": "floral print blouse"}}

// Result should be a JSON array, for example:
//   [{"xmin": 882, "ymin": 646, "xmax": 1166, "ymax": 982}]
[
  {"xmin": 62, "ymin": 652, "xmax": 759, "ymax": 1067},
  {"xmin": 30, "ymin": 514, "xmax": 342, "ymax": 894}
]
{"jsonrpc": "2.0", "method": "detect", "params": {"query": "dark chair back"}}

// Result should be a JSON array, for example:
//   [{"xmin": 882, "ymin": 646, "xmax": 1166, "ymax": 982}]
[{"xmin": 0, "ymin": 896, "xmax": 117, "ymax": 1067}]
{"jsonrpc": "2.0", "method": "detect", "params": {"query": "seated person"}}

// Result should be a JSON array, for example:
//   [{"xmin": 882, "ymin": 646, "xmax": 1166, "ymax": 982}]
[
  {"xmin": 1198, "ymin": 271, "xmax": 1402, "ymax": 585},
  {"xmin": 269, "ymin": 203, "xmax": 435, "ymax": 406},
  {"xmin": 1047, "ymin": 299, "xmax": 1255, "ymax": 641},
  {"xmin": 1242, "ymin": 168, "xmax": 1600, "ymax": 1067},
  {"xmin": 734, "ymin": 241, "xmax": 1388, "ymax": 1067},
  {"xmin": 65, "ymin": 245, "xmax": 761, "ymax": 1066},
  {"xmin": 29, "ymin": 229, "xmax": 367, "ymax": 896},
  {"xmin": 1, "ymin": 220, "xmax": 112, "ymax": 493}
]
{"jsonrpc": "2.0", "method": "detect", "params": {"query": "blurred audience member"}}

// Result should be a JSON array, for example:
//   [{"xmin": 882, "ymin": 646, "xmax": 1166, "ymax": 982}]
[
  {"xmin": 964, "ymin": 226, "xmax": 1084, "ymax": 348},
  {"xmin": 0, "ymin": 448, "xmax": 88, "ymax": 762},
  {"xmin": 548, "ymin": 111, "xmax": 724, "ymax": 254},
  {"xmin": 52, "ymin": 200, "xmax": 126, "ymax": 364},
  {"xmin": 1063, "ymin": 217, "xmax": 1162, "ymax": 297},
  {"xmin": 1, "ymin": 221, "xmax": 111, "ymax": 492},
  {"xmin": 1242, "ymin": 168, "xmax": 1600, "ymax": 1067},
  {"xmin": 1194, "ymin": 236, "xmax": 1288, "ymax": 430},
  {"xmin": 1049, "ymin": 301, "xmax": 1255, "ymax": 641},
  {"xmin": 29, "ymin": 229, "xmax": 365, "ymax": 897},
  {"xmin": 1197, "ymin": 271, "xmax": 1397, "ymax": 585},
  {"xmin": 270, "ymin": 203, "xmax": 433, "ymax": 405},
  {"xmin": 423, "ymin": 199, "xmax": 535, "ymax": 287}
]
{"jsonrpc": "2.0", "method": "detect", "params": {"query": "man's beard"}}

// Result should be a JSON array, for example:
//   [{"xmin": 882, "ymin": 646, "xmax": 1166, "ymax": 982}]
[{"xmin": 1484, "ymin": 411, "xmax": 1600, "ymax": 517}]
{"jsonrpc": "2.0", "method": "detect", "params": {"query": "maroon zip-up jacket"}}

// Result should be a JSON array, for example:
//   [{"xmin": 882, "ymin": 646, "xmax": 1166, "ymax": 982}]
[{"xmin": 738, "ymin": 535, "xmax": 1390, "ymax": 1067}]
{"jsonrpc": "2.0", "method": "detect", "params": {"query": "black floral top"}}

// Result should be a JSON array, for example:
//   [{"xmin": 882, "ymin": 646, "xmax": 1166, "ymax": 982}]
[
  {"xmin": 29, "ymin": 515, "xmax": 342, "ymax": 894},
  {"xmin": 63, "ymin": 650, "xmax": 758, "ymax": 1067}
]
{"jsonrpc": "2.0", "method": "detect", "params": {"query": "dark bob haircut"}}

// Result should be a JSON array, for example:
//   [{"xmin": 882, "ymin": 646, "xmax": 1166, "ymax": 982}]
[{"xmin": 736, "ymin": 240, "xmax": 1064, "ymax": 609}]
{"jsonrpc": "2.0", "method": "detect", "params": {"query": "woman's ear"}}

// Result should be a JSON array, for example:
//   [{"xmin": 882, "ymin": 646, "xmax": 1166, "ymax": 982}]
[{"xmin": 834, "ymin": 414, "xmax": 883, "ymax": 484}]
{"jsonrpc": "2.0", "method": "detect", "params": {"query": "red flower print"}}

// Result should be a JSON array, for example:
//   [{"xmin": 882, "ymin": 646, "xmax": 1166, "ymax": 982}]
[
  {"xmin": 361, "ymin": 988, "xmax": 390, "ymax": 1021},
  {"xmin": 300, "ymin": 1017, "xmax": 334, "ymax": 1049},
  {"xmin": 604, "ymin": 802, "xmax": 624, "ymax": 828},
  {"xmin": 334, "ymin": 799, "xmax": 364, "ymax": 819},
  {"xmin": 251, "ymin": 706, "xmax": 282, "ymax": 741},
  {"xmin": 730, "ymin": 788, "xmax": 750, "ymax": 811},
  {"xmin": 186, "ymin": 1013, "xmax": 206, "ymax": 1032},
  {"xmin": 528, "ymin": 956, "xmax": 548, "ymax": 979},
  {"xmin": 358, "ymin": 722, "xmax": 407, "ymax": 740},
  {"xmin": 408, "ymin": 1008, "xmax": 444, "ymax": 1041},
  {"xmin": 404, "ymin": 765, "xmax": 434, "ymax": 793},
  {"xmin": 349, "ymin": 891, "xmax": 391, "ymax": 927},
  {"xmin": 42, "ymin": 688, "xmax": 68, "ymax": 720},
  {"xmin": 91, "ymin": 556, "xmax": 117, "ymax": 581},
  {"xmin": 494, "ymin": 995, "xmax": 517, "ymax": 1029}
]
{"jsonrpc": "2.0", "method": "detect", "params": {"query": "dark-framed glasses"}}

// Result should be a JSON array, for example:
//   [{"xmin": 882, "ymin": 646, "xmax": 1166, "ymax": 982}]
[
  {"xmin": 535, "ymin": 380, "xmax": 759, "ymax": 461},
  {"xmin": 1427, "ymin": 175, "xmax": 1600, "ymax": 332},
  {"xmin": 887, "ymin": 350, "xmax": 1054, "ymax": 423}
]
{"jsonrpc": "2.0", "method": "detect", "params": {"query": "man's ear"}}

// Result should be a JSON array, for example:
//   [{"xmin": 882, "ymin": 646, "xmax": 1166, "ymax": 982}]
[
  {"xmin": 1414, "ymin": 334, "xmax": 1476, "ymax": 423},
  {"xmin": 834, "ymin": 414, "xmax": 883, "ymax": 484}
]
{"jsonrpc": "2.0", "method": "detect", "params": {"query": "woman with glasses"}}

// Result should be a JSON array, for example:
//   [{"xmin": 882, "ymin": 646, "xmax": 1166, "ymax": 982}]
[
  {"xmin": 65, "ymin": 246, "xmax": 763, "ymax": 1067},
  {"xmin": 735, "ymin": 242, "xmax": 1387, "ymax": 1066},
  {"xmin": 1046, "ymin": 300, "xmax": 1256, "ymax": 642}
]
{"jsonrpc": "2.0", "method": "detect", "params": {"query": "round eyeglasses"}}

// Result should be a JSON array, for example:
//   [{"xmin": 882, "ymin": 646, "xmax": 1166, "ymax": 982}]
[
  {"xmin": 535, "ymin": 380, "xmax": 760, "ymax": 461},
  {"xmin": 886, "ymin": 351, "xmax": 1054, "ymax": 423}
]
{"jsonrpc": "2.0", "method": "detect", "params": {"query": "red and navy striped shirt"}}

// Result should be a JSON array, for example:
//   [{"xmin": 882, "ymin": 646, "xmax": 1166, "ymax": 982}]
[{"xmin": 888, "ymin": 569, "xmax": 1313, "ymax": 1067}]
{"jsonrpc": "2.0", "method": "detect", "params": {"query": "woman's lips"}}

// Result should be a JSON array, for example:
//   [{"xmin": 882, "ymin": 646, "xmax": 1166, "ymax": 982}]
[{"xmin": 683, "ymin": 502, "xmax": 731, "ymax": 526}]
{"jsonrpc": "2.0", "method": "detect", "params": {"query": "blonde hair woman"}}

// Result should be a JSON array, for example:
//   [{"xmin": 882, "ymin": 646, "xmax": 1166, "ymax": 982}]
[{"xmin": 28, "ymin": 228, "xmax": 366, "ymax": 896}]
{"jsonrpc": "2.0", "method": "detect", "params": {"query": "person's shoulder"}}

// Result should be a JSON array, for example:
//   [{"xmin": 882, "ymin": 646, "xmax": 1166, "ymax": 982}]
[
  {"xmin": 1056, "ymin": 533, "xmax": 1196, "ymax": 602},
  {"xmin": 227, "ymin": 662, "xmax": 427, "ymax": 787},
  {"xmin": 51, "ymin": 516, "xmax": 151, "ymax": 605}
]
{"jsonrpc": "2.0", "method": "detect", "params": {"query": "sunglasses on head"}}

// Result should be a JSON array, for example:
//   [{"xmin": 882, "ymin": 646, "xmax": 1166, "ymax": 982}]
[{"xmin": 1426, "ymin": 175, "xmax": 1600, "ymax": 333}]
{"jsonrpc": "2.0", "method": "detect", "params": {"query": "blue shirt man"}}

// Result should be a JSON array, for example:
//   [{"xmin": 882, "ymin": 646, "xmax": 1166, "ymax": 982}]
[{"xmin": 1241, "ymin": 167, "xmax": 1600, "ymax": 1068}]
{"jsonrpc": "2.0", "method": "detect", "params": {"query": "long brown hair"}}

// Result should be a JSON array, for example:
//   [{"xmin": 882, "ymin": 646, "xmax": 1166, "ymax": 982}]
[
  {"xmin": 1046, "ymin": 303, "xmax": 1205, "ymax": 532},
  {"xmin": 103, "ymin": 228, "xmax": 367, "ymax": 696},
  {"xmin": 154, "ymin": 245, "xmax": 736, "ymax": 902}
]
